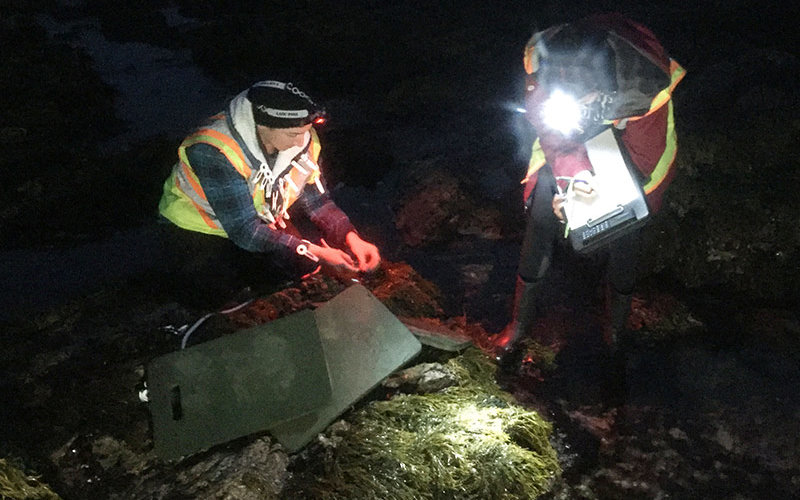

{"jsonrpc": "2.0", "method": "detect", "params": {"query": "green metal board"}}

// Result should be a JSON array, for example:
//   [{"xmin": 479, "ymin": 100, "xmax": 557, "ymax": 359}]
[
  {"xmin": 147, "ymin": 309, "xmax": 331, "ymax": 460},
  {"xmin": 269, "ymin": 284, "xmax": 422, "ymax": 452}
]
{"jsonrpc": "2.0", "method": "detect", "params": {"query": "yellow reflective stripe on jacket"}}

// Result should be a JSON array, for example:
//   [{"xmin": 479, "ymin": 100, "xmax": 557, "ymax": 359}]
[
  {"xmin": 309, "ymin": 127, "xmax": 321, "ymax": 160},
  {"xmin": 306, "ymin": 129, "xmax": 322, "ymax": 186},
  {"xmin": 523, "ymin": 44, "xmax": 537, "ymax": 75},
  {"xmin": 158, "ymin": 164, "xmax": 228, "ymax": 236},
  {"xmin": 174, "ymin": 173, "xmax": 219, "ymax": 229},
  {"xmin": 174, "ymin": 127, "xmax": 263, "ymax": 232},
  {"xmin": 176, "ymin": 161, "xmax": 210, "ymax": 211},
  {"xmin": 521, "ymin": 138, "xmax": 547, "ymax": 185},
  {"xmin": 642, "ymin": 100, "xmax": 677, "ymax": 194},
  {"xmin": 634, "ymin": 60, "xmax": 683, "ymax": 193},
  {"xmin": 180, "ymin": 128, "xmax": 251, "ymax": 178},
  {"xmin": 160, "ymin": 122, "xmax": 254, "ymax": 235},
  {"xmin": 621, "ymin": 59, "xmax": 685, "ymax": 123}
]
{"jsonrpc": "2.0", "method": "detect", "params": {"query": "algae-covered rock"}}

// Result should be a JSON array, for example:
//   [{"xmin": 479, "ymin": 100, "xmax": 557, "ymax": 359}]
[
  {"xmin": 0, "ymin": 458, "xmax": 60, "ymax": 500},
  {"xmin": 221, "ymin": 261, "xmax": 445, "ymax": 328},
  {"xmin": 640, "ymin": 117, "xmax": 800, "ymax": 305},
  {"xmin": 111, "ymin": 437, "xmax": 289, "ymax": 500},
  {"xmin": 288, "ymin": 348, "xmax": 560, "ymax": 499},
  {"xmin": 362, "ymin": 261, "xmax": 446, "ymax": 318},
  {"xmin": 394, "ymin": 165, "xmax": 506, "ymax": 248}
]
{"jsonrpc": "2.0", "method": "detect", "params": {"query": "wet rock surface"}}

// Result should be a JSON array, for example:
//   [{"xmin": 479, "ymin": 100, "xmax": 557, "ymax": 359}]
[{"xmin": 2, "ymin": 1, "xmax": 800, "ymax": 499}]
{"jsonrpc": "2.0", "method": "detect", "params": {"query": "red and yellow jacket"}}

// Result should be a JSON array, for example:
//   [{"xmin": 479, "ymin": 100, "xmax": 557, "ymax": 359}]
[{"xmin": 521, "ymin": 13, "xmax": 685, "ymax": 213}]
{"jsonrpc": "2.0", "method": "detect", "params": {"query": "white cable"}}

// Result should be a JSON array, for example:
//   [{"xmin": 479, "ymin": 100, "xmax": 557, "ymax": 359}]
[{"xmin": 180, "ymin": 299, "xmax": 255, "ymax": 349}]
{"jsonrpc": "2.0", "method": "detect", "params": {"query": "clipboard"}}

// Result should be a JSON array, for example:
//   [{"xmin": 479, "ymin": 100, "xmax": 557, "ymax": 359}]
[{"xmin": 564, "ymin": 128, "xmax": 649, "ymax": 253}]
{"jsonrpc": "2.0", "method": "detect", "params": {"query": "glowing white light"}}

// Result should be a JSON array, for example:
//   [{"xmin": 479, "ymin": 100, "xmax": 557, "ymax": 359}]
[{"xmin": 540, "ymin": 89, "xmax": 582, "ymax": 135}]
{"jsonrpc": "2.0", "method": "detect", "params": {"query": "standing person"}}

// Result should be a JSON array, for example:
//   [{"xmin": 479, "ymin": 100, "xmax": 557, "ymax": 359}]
[
  {"xmin": 496, "ymin": 13, "xmax": 685, "ymax": 370},
  {"xmin": 157, "ymin": 79, "xmax": 381, "ymax": 307}
]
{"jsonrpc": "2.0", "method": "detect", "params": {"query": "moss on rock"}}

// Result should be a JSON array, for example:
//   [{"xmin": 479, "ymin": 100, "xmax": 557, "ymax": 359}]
[
  {"xmin": 0, "ymin": 458, "xmax": 60, "ymax": 500},
  {"xmin": 290, "ymin": 348, "xmax": 560, "ymax": 499}
]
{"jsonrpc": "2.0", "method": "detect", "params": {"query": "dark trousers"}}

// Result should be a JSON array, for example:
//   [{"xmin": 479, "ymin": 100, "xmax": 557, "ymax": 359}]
[
  {"xmin": 153, "ymin": 221, "xmax": 310, "ymax": 309},
  {"xmin": 518, "ymin": 165, "xmax": 640, "ymax": 296}
]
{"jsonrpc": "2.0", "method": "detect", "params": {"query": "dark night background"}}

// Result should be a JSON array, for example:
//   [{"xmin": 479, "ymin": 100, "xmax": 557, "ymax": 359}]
[{"xmin": 1, "ymin": 1, "xmax": 799, "ymax": 498}]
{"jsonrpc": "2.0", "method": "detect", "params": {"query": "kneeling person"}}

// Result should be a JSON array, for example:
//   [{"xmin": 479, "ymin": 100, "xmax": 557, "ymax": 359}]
[{"xmin": 158, "ymin": 80, "xmax": 380, "ymax": 305}]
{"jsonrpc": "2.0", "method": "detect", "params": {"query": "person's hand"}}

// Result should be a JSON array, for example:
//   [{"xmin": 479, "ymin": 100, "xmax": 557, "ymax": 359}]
[
  {"xmin": 552, "ymin": 193, "xmax": 568, "ymax": 221},
  {"xmin": 553, "ymin": 170, "xmax": 596, "ymax": 221},
  {"xmin": 572, "ymin": 169, "xmax": 596, "ymax": 197},
  {"xmin": 345, "ymin": 231, "xmax": 381, "ymax": 272},
  {"xmin": 309, "ymin": 242, "xmax": 360, "ymax": 273}
]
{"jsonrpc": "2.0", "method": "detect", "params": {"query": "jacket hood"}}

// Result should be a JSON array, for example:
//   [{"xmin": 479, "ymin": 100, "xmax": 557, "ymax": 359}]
[{"xmin": 228, "ymin": 90, "xmax": 269, "ymax": 167}]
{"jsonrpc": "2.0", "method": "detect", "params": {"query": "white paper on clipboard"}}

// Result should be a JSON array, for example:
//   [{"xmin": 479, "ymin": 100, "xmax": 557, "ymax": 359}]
[{"xmin": 564, "ymin": 128, "xmax": 644, "ymax": 230}]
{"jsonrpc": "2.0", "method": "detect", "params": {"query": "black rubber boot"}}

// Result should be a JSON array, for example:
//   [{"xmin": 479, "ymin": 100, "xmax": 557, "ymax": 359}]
[
  {"xmin": 496, "ymin": 278, "xmax": 541, "ymax": 373},
  {"xmin": 603, "ymin": 289, "xmax": 632, "ymax": 406},
  {"xmin": 605, "ymin": 289, "xmax": 633, "ymax": 350}
]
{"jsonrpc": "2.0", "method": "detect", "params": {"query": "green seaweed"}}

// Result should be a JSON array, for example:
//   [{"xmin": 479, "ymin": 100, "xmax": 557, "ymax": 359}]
[
  {"xmin": 0, "ymin": 459, "xmax": 60, "ymax": 500},
  {"xmin": 292, "ymin": 348, "xmax": 560, "ymax": 499}
]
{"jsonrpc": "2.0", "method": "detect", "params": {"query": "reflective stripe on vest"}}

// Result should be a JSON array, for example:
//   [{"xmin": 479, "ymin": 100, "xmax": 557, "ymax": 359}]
[
  {"xmin": 174, "ymin": 128, "xmax": 257, "ymax": 231},
  {"xmin": 620, "ymin": 59, "xmax": 685, "ymax": 123},
  {"xmin": 521, "ymin": 138, "xmax": 547, "ymax": 186},
  {"xmin": 642, "ymin": 99, "xmax": 676, "ymax": 194},
  {"xmin": 168, "ymin": 124, "xmax": 259, "ymax": 234},
  {"xmin": 635, "ymin": 60, "xmax": 684, "ymax": 194}
]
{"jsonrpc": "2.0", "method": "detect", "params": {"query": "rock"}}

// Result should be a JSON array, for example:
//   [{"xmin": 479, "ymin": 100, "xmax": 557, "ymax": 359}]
[
  {"xmin": 362, "ymin": 261, "xmax": 445, "ymax": 318},
  {"xmin": 394, "ymin": 165, "xmax": 505, "ymax": 247},
  {"xmin": 713, "ymin": 425, "xmax": 735, "ymax": 453},
  {"xmin": 383, "ymin": 362, "xmax": 458, "ymax": 393},
  {"xmin": 668, "ymin": 427, "xmax": 688, "ymax": 441},
  {"xmin": 394, "ymin": 166, "xmax": 465, "ymax": 247},
  {"xmin": 121, "ymin": 437, "xmax": 289, "ymax": 500}
]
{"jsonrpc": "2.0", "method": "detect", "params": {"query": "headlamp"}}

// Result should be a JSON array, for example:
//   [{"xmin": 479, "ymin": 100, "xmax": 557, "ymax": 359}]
[
  {"xmin": 308, "ymin": 107, "xmax": 327, "ymax": 126},
  {"xmin": 540, "ymin": 89, "xmax": 583, "ymax": 135},
  {"xmin": 540, "ymin": 88, "xmax": 616, "ymax": 137}
]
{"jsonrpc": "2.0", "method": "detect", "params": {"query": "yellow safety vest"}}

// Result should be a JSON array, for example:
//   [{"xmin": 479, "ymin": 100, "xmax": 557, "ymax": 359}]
[{"xmin": 158, "ymin": 114, "xmax": 322, "ymax": 236}]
